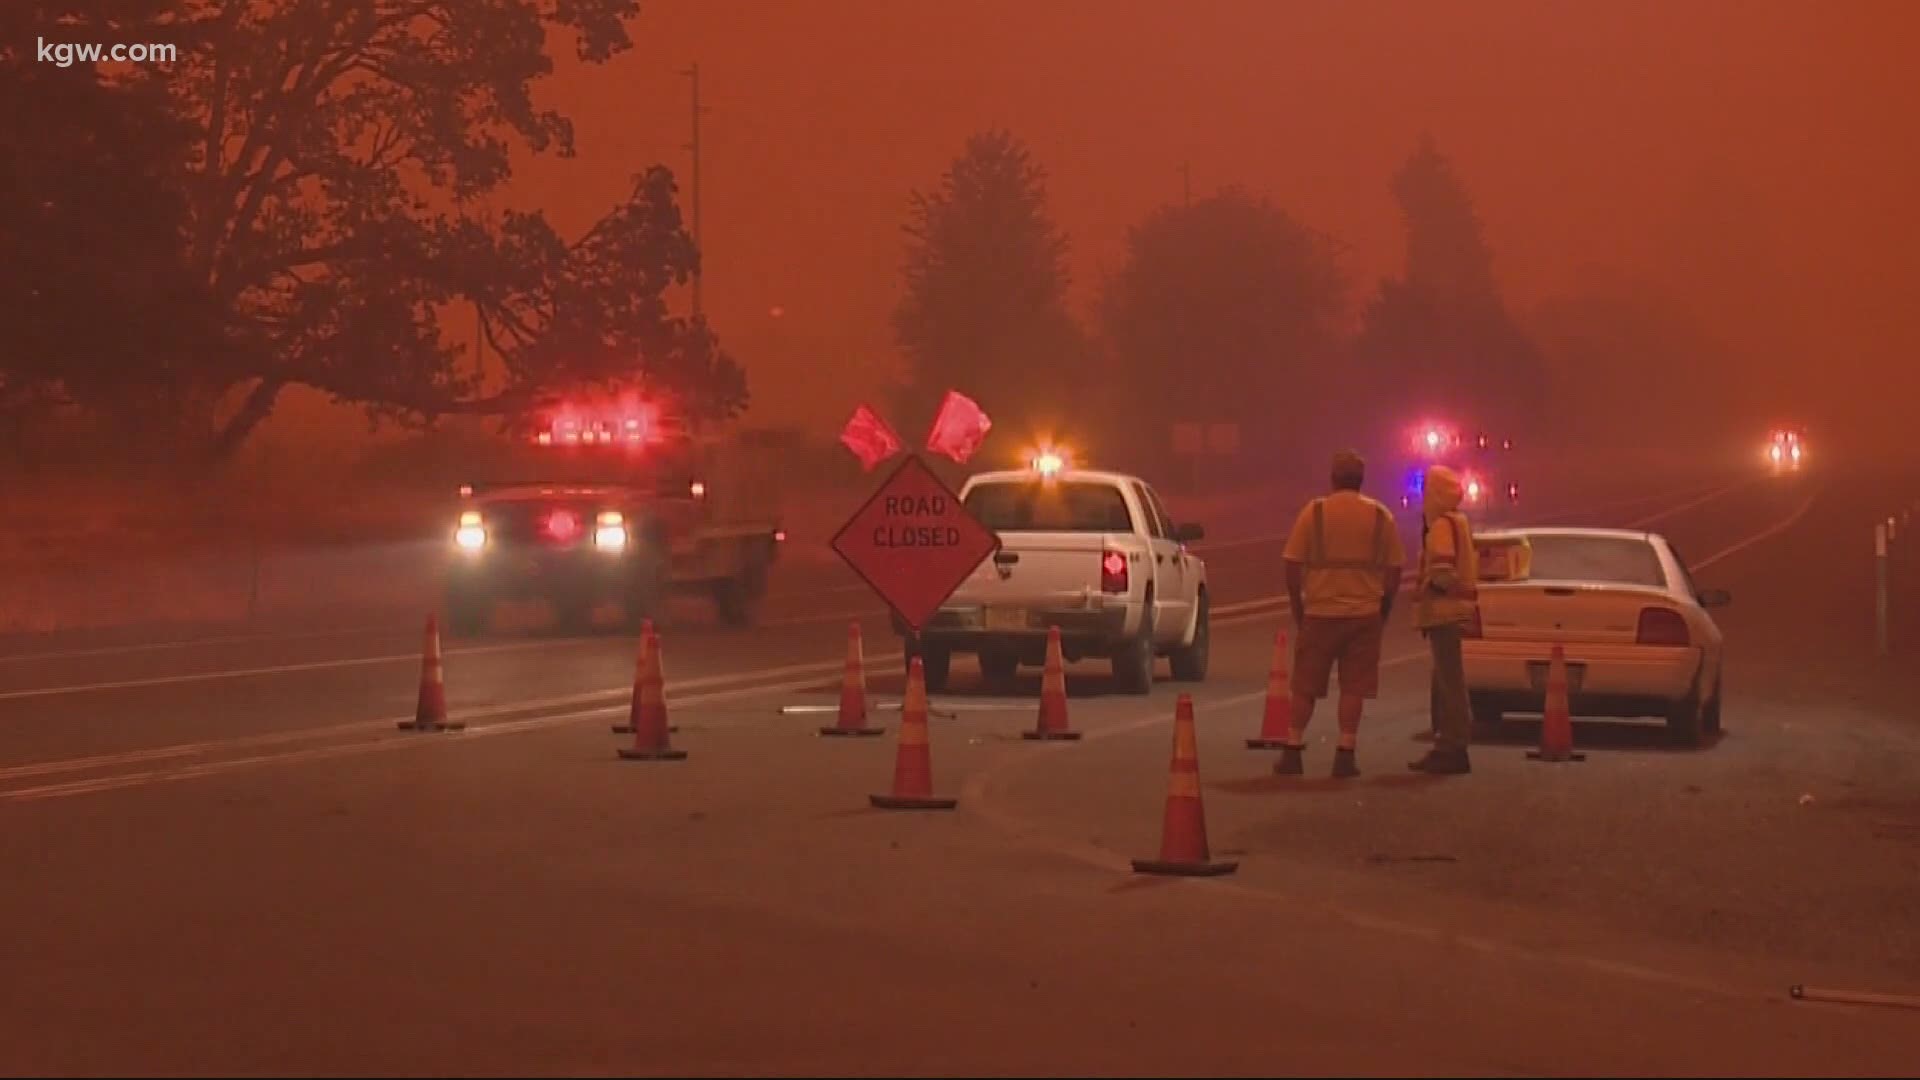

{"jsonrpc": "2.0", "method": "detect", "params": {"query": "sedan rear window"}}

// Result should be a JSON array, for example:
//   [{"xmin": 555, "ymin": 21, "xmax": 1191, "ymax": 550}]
[
  {"xmin": 964, "ymin": 481, "xmax": 1135, "ymax": 533},
  {"xmin": 1522, "ymin": 535, "xmax": 1668, "ymax": 588}
]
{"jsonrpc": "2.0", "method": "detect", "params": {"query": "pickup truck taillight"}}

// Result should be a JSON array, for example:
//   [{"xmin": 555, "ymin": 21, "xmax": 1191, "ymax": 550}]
[
  {"xmin": 1100, "ymin": 549, "xmax": 1129, "ymax": 594},
  {"xmin": 1636, "ymin": 607, "xmax": 1690, "ymax": 646}
]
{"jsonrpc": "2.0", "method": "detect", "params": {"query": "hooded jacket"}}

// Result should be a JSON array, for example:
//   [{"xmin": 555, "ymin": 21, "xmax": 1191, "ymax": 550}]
[{"xmin": 1418, "ymin": 466, "xmax": 1479, "ymax": 629}]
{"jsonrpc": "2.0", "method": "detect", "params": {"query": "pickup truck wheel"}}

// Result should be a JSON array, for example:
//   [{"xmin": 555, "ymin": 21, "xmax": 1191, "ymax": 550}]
[
  {"xmin": 1112, "ymin": 595, "xmax": 1155, "ymax": 695},
  {"xmin": 626, "ymin": 558, "xmax": 672, "ymax": 632},
  {"xmin": 1470, "ymin": 696, "xmax": 1504, "ymax": 737},
  {"xmin": 1169, "ymin": 593, "xmax": 1210, "ymax": 682},
  {"xmin": 979, "ymin": 649, "xmax": 1019, "ymax": 688},
  {"xmin": 910, "ymin": 646, "xmax": 952, "ymax": 693},
  {"xmin": 712, "ymin": 547, "xmax": 768, "ymax": 628}
]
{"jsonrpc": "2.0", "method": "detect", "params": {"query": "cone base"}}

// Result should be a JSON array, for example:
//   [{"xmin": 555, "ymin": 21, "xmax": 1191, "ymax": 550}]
[
  {"xmin": 1526, "ymin": 749, "xmax": 1587, "ymax": 763},
  {"xmin": 1245, "ymin": 737, "xmax": 1291, "ymax": 749},
  {"xmin": 618, "ymin": 747, "xmax": 688, "ymax": 761},
  {"xmin": 819, "ymin": 726, "xmax": 885, "ymax": 737},
  {"xmin": 396, "ymin": 719, "xmax": 461, "ymax": 732},
  {"xmin": 1021, "ymin": 729, "xmax": 1082, "ymax": 741},
  {"xmin": 868, "ymin": 793, "xmax": 958, "ymax": 811},
  {"xmin": 1131, "ymin": 857, "xmax": 1239, "ymax": 877},
  {"xmin": 612, "ymin": 724, "xmax": 679, "ymax": 734}
]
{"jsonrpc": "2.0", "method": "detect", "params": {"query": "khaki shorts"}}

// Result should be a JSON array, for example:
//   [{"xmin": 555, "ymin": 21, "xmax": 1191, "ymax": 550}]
[{"xmin": 1292, "ymin": 615, "xmax": 1385, "ymax": 699}]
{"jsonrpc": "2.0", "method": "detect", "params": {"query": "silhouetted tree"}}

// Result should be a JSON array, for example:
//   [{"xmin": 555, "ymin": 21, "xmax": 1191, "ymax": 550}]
[
  {"xmin": 1355, "ymin": 138, "xmax": 1545, "ymax": 435},
  {"xmin": 893, "ymin": 130, "xmax": 1083, "ymax": 445},
  {"xmin": 0, "ymin": 1, "xmax": 219, "ymax": 453},
  {"xmin": 21, "ymin": 0, "xmax": 747, "ymax": 462},
  {"xmin": 1097, "ymin": 187, "xmax": 1344, "ymax": 473}
]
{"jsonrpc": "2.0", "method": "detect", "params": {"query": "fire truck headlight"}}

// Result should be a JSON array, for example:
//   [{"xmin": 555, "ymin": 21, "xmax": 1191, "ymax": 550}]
[
  {"xmin": 455, "ymin": 518, "xmax": 487, "ymax": 551},
  {"xmin": 594, "ymin": 510, "xmax": 627, "ymax": 552}
]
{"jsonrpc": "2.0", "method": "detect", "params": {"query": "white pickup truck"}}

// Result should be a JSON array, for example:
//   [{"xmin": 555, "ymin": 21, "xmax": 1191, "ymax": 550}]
[{"xmin": 899, "ymin": 467, "xmax": 1210, "ymax": 694}]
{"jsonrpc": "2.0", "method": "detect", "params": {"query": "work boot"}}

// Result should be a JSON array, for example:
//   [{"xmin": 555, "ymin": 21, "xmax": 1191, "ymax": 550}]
[
  {"xmin": 1332, "ymin": 748, "xmax": 1360, "ymax": 779},
  {"xmin": 1408, "ymin": 747, "xmax": 1471, "ymax": 775},
  {"xmin": 1273, "ymin": 745, "xmax": 1304, "ymax": 776}
]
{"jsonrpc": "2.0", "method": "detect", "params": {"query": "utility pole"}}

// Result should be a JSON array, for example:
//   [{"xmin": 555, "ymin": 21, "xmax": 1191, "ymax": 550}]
[{"xmin": 680, "ymin": 62, "xmax": 708, "ymax": 320}]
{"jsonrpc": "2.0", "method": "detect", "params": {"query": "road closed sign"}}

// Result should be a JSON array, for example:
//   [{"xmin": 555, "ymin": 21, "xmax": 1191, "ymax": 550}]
[{"xmin": 831, "ymin": 454, "xmax": 1000, "ymax": 632}]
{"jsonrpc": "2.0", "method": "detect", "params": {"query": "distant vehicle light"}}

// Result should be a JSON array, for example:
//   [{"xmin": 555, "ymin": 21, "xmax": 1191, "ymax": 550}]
[
  {"xmin": 1466, "ymin": 479, "xmax": 1483, "ymax": 501},
  {"xmin": 535, "ymin": 431, "xmax": 553, "ymax": 445},
  {"xmin": 594, "ymin": 524, "xmax": 627, "ymax": 551},
  {"xmin": 1425, "ymin": 430, "xmax": 1442, "ymax": 451},
  {"xmin": 455, "ymin": 525, "xmax": 486, "ymax": 551},
  {"xmin": 459, "ymin": 510, "xmax": 483, "ymax": 527},
  {"xmin": 1769, "ymin": 444, "xmax": 1783, "ymax": 462},
  {"xmin": 1502, "ymin": 438, "xmax": 1513, "ymax": 451},
  {"xmin": 690, "ymin": 480, "xmax": 707, "ymax": 499},
  {"xmin": 1507, "ymin": 482, "xmax": 1520, "ymax": 502},
  {"xmin": 458, "ymin": 484, "xmax": 474, "ymax": 497},
  {"xmin": 774, "ymin": 529, "xmax": 787, "ymax": 543},
  {"xmin": 597, "ymin": 511, "xmax": 623, "ymax": 526},
  {"xmin": 1790, "ymin": 444, "xmax": 1802, "ymax": 461}
]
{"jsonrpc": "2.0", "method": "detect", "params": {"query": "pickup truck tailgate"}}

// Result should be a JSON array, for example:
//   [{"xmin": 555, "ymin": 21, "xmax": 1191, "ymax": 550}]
[{"xmin": 951, "ymin": 532, "xmax": 1118, "ymax": 608}]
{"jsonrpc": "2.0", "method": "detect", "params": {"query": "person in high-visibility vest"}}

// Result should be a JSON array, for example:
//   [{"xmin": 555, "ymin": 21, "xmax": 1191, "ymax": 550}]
[
  {"xmin": 1280, "ymin": 450, "xmax": 1406, "ymax": 778},
  {"xmin": 1410, "ymin": 465, "xmax": 1479, "ymax": 774}
]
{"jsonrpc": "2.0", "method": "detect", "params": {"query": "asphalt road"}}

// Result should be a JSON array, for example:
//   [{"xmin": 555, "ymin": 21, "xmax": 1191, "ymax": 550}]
[{"xmin": 3, "ymin": 466, "xmax": 1917, "ymax": 1075}]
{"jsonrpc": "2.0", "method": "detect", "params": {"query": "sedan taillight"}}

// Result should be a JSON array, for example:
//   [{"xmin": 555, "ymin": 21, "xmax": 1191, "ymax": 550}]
[
  {"xmin": 1100, "ymin": 549, "xmax": 1129, "ymax": 594},
  {"xmin": 1636, "ymin": 607, "xmax": 1690, "ymax": 646}
]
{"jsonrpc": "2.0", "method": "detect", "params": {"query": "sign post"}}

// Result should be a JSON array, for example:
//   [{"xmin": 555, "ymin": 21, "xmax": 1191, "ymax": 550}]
[{"xmin": 831, "ymin": 454, "xmax": 1001, "ymax": 654}]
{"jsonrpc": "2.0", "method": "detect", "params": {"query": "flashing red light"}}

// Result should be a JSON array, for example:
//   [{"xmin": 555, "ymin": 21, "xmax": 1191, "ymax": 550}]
[{"xmin": 545, "ymin": 509, "xmax": 581, "ymax": 542}]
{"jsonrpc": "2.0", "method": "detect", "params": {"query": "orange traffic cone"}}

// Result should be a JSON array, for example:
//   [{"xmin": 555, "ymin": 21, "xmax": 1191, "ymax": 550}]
[
  {"xmin": 619, "ymin": 626, "xmax": 686, "ymax": 761},
  {"xmin": 1246, "ymin": 628, "xmax": 1294, "ymax": 749},
  {"xmin": 611, "ymin": 622, "xmax": 677, "ymax": 735},
  {"xmin": 398, "ymin": 614, "xmax": 464, "ymax": 731},
  {"xmin": 1527, "ymin": 645, "xmax": 1585, "ymax": 763},
  {"xmin": 821, "ymin": 621, "xmax": 883, "ymax": 737},
  {"xmin": 1133, "ymin": 694, "xmax": 1237, "ymax": 876},
  {"xmin": 1023, "ymin": 626, "xmax": 1081, "ymax": 741},
  {"xmin": 869, "ymin": 657, "xmax": 957, "ymax": 810}
]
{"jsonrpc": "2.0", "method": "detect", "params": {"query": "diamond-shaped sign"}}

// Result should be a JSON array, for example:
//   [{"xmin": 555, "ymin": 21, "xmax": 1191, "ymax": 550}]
[{"xmin": 831, "ymin": 454, "xmax": 1000, "ymax": 633}]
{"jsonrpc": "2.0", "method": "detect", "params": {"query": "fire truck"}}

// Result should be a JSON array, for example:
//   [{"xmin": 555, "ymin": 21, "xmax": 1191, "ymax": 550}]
[
  {"xmin": 1395, "ymin": 420, "xmax": 1523, "ymax": 523},
  {"xmin": 443, "ymin": 396, "xmax": 785, "ymax": 635}
]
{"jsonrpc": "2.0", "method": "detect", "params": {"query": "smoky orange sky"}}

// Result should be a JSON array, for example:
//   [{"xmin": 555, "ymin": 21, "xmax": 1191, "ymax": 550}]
[{"xmin": 287, "ymin": 1, "xmax": 1920, "ymax": 450}]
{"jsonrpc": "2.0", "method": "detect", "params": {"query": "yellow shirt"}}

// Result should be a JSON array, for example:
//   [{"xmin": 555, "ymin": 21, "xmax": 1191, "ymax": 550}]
[
  {"xmin": 1417, "ymin": 510, "xmax": 1479, "ymax": 628},
  {"xmin": 1283, "ymin": 491, "xmax": 1405, "ymax": 618}
]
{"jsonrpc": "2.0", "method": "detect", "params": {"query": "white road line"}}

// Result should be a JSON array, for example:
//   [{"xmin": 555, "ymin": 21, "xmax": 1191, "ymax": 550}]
[
  {"xmin": 0, "ymin": 624, "xmax": 407, "ymax": 666},
  {"xmin": 1691, "ymin": 490, "xmax": 1821, "ymax": 572},
  {"xmin": 0, "ymin": 637, "xmax": 588, "ymax": 703},
  {"xmin": 0, "ymin": 671, "xmax": 847, "ymax": 803},
  {"xmin": 1623, "ymin": 476, "xmax": 1756, "ymax": 528},
  {"xmin": 0, "ymin": 655, "xmax": 862, "ymax": 781}
]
